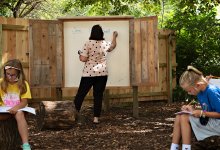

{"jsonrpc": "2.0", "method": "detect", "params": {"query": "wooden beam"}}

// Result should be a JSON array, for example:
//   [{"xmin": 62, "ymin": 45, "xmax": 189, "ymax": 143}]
[
  {"xmin": 0, "ymin": 24, "xmax": 2, "ymax": 71},
  {"xmin": 168, "ymin": 34, "xmax": 173, "ymax": 103},
  {"xmin": 29, "ymin": 91, "xmax": 167, "ymax": 104},
  {"xmin": 2, "ymin": 24, "xmax": 28, "ymax": 31},
  {"xmin": 58, "ymin": 16, "xmax": 134, "ymax": 21}
]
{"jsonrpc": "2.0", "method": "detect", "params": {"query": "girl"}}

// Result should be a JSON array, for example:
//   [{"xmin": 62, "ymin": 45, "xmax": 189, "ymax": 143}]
[
  {"xmin": 0, "ymin": 59, "xmax": 32, "ymax": 150},
  {"xmin": 74, "ymin": 24, "xmax": 118, "ymax": 124},
  {"xmin": 170, "ymin": 66, "xmax": 220, "ymax": 150}
]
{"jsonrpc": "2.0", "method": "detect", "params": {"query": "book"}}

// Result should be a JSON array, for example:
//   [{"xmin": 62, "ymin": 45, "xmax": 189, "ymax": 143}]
[
  {"xmin": 175, "ymin": 110, "xmax": 192, "ymax": 115},
  {"xmin": 0, "ymin": 106, "xmax": 36, "ymax": 115}
]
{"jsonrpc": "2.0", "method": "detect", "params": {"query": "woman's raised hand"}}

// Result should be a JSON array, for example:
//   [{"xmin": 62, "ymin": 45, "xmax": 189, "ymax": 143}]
[{"xmin": 113, "ymin": 31, "xmax": 118, "ymax": 37}]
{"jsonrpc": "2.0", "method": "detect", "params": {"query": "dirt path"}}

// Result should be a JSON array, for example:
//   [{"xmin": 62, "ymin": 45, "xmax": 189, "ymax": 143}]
[{"xmin": 27, "ymin": 101, "xmax": 217, "ymax": 150}]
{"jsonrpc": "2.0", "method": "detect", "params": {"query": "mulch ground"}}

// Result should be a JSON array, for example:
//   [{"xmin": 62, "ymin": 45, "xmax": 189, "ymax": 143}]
[{"xmin": 27, "ymin": 101, "xmax": 220, "ymax": 150}]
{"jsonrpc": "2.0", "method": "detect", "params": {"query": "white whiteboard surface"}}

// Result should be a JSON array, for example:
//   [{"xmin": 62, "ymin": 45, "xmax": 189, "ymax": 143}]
[
  {"xmin": 64, "ymin": 21, "xmax": 130, "ymax": 87},
  {"xmin": 209, "ymin": 79, "xmax": 220, "ymax": 88}
]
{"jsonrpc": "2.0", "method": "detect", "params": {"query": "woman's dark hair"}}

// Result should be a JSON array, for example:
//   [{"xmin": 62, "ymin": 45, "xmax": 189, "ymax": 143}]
[{"xmin": 89, "ymin": 24, "xmax": 105, "ymax": 40}]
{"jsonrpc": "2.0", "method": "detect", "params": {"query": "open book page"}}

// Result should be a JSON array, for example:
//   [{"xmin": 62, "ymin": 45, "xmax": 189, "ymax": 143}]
[
  {"xmin": 175, "ymin": 110, "xmax": 192, "ymax": 115},
  {"xmin": 0, "ymin": 106, "xmax": 36, "ymax": 115}
]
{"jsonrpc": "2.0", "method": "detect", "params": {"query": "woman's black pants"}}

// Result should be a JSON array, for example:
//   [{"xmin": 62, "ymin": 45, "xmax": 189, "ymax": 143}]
[{"xmin": 74, "ymin": 76, "xmax": 107, "ymax": 117}]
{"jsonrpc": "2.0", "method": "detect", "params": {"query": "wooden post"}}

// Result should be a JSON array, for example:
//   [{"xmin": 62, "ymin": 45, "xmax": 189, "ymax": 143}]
[
  {"xmin": 103, "ymin": 89, "xmax": 110, "ymax": 112},
  {"xmin": 0, "ymin": 24, "xmax": 2, "ymax": 74},
  {"xmin": 133, "ymin": 86, "xmax": 139, "ymax": 118},
  {"xmin": 0, "ymin": 118, "xmax": 22, "ymax": 150},
  {"xmin": 56, "ymin": 87, "xmax": 62, "ymax": 101},
  {"xmin": 167, "ymin": 33, "xmax": 173, "ymax": 103}
]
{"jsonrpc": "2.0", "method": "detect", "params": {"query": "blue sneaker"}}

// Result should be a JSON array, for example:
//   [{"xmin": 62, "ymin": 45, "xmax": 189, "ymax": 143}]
[{"xmin": 22, "ymin": 143, "xmax": 31, "ymax": 150}]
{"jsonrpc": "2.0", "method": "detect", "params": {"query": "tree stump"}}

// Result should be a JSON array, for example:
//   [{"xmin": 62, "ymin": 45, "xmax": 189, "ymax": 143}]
[
  {"xmin": 36, "ymin": 101, "xmax": 76, "ymax": 130},
  {"xmin": 0, "ymin": 118, "xmax": 21, "ymax": 150},
  {"xmin": 193, "ymin": 136, "xmax": 220, "ymax": 150}
]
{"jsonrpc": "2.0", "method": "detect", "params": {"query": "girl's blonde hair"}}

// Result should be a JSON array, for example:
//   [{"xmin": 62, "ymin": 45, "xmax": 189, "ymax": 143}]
[
  {"xmin": 1, "ymin": 59, "xmax": 27, "ymax": 94},
  {"xmin": 179, "ymin": 66, "xmax": 207, "ymax": 87}
]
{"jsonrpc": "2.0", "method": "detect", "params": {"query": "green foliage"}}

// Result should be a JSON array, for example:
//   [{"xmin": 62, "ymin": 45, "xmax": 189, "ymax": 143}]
[
  {"xmin": 25, "ymin": 0, "xmax": 71, "ymax": 19},
  {"xmin": 173, "ymin": 85, "xmax": 198, "ymax": 102},
  {"xmin": 164, "ymin": 0, "xmax": 220, "ymax": 101},
  {"xmin": 0, "ymin": 0, "xmax": 45, "ymax": 18},
  {"xmin": 62, "ymin": 0, "xmax": 161, "ymax": 17}
]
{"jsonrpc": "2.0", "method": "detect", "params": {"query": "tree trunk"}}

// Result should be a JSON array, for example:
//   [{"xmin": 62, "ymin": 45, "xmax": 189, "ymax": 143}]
[
  {"xmin": 36, "ymin": 101, "xmax": 76, "ymax": 130},
  {"xmin": 0, "ymin": 118, "xmax": 21, "ymax": 150}
]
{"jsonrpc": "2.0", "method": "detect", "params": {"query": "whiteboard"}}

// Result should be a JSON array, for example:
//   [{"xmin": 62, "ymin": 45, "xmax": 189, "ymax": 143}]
[{"xmin": 64, "ymin": 21, "xmax": 130, "ymax": 87}]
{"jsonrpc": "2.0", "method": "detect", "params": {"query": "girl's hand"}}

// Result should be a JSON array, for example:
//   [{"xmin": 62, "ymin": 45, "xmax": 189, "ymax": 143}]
[
  {"xmin": 192, "ymin": 110, "xmax": 201, "ymax": 118},
  {"xmin": 181, "ymin": 105, "xmax": 194, "ymax": 112},
  {"xmin": 8, "ymin": 107, "xmax": 19, "ymax": 115}
]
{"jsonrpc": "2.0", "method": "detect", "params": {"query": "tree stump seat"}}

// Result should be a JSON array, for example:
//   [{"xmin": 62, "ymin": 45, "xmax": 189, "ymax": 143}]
[
  {"xmin": 0, "ymin": 118, "xmax": 21, "ymax": 150},
  {"xmin": 193, "ymin": 136, "xmax": 220, "ymax": 150},
  {"xmin": 36, "ymin": 101, "xmax": 76, "ymax": 130}
]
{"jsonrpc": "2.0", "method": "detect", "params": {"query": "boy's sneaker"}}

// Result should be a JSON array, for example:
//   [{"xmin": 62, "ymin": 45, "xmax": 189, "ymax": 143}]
[{"xmin": 22, "ymin": 143, "xmax": 31, "ymax": 150}]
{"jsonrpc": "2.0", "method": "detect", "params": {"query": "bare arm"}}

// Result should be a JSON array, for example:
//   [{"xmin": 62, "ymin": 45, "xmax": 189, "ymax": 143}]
[
  {"xmin": 107, "ymin": 31, "xmax": 118, "ymax": 52},
  {"xmin": 203, "ymin": 111, "xmax": 220, "ymax": 118},
  {"xmin": 8, "ymin": 98, "xmax": 28, "ymax": 114}
]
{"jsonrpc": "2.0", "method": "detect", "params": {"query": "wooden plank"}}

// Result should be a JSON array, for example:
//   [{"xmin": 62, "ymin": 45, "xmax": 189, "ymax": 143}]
[
  {"xmin": 168, "ymin": 31, "xmax": 176, "ymax": 102},
  {"xmin": 56, "ymin": 22, "xmax": 63, "ymax": 87},
  {"xmin": 132, "ymin": 19, "xmax": 142, "ymax": 85},
  {"xmin": 147, "ymin": 17, "xmax": 159, "ymax": 85},
  {"xmin": 31, "ymin": 87, "xmax": 53, "ymax": 98},
  {"xmin": 48, "ymin": 23, "xmax": 57, "ymax": 86},
  {"xmin": 58, "ymin": 16, "xmax": 134, "ymax": 21},
  {"xmin": 129, "ymin": 19, "xmax": 134, "ymax": 87},
  {"xmin": 6, "ymin": 30, "xmax": 16, "ymax": 59},
  {"xmin": 147, "ymin": 19, "xmax": 154, "ymax": 84},
  {"xmin": 141, "ymin": 20, "xmax": 148, "ymax": 83},
  {"xmin": 0, "ymin": 24, "xmax": 2, "ymax": 70},
  {"xmin": 48, "ymin": 22, "xmax": 63, "ymax": 87},
  {"xmin": 153, "ymin": 17, "xmax": 159, "ymax": 85},
  {"xmin": 40, "ymin": 23, "xmax": 50, "ymax": 65},
  {"xmin": 31, "ymin": 22, "xmax": 41, "ymax": 65},
  {"xmin": 15, "ymin": 30, "xmax": 29, "ymax": 62},
  {"xmin": 168, "ymin": 34, "xmax": 173, "ymax": 103},
  {"xmin": 2, "ymin": 24, "xmax": 28, "ymax": 31}
]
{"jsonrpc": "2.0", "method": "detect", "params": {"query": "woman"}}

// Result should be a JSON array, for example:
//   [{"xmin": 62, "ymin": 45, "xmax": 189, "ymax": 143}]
[{"xmin": 74, "ymin": 24, "xmax": 118, "ymax": 124}]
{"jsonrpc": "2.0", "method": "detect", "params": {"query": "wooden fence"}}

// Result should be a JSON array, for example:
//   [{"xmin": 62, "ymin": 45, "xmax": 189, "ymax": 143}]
[{"xmin": 0, "ymin": 16, "xmax": 176, "ymax": 104}]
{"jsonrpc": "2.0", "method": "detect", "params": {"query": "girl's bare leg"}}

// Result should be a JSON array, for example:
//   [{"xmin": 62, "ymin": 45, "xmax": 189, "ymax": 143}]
[
  {"xmin": 172, "ymin": 115, "xmax": 181, "ymax": 144},
  {"xmin": 15, "ymin": 111, "xmax": 29, "ymax": 143},
  {"xmin": 180, "ymin": 114, "xmax": 191, "ymax": 144}
]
